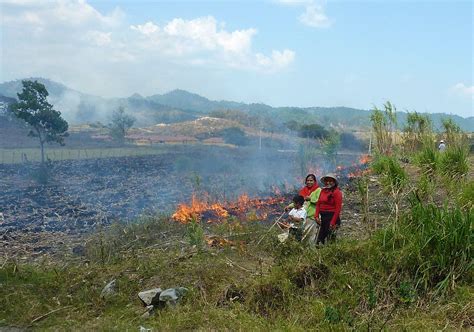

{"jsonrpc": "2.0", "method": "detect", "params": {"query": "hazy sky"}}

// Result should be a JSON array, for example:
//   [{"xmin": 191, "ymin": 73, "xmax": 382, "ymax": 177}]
[{"xmin": 1, "ymin": 0, "xmax": 472, "ymax": 117}]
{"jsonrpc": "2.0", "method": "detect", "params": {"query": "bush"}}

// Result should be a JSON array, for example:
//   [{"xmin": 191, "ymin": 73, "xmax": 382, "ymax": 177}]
[
  {"xmin": 415, "ymin": 143, "xmax": 439, "ymax": 178},
  {"xmin": 375, "ymin": 203, "xmax": 473, "ymax": 296},
  {"xmin": 458, "ymin": 181, "xmax": 474, "ymax": 210},
  {"xmin": 218, "ymin": 127, "xmax": 249, "ymax": 146},
  {"xmin": 298, "ymin": 124, "xmax": 330, "ymax": 140},
  {"xmin": 439, "ymin": 146, "xmax": 469, "ymax": 180}
]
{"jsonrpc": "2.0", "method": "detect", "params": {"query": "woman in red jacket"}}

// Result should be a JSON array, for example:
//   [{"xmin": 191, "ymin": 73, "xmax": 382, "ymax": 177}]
[{"xmin": 315, "ymin": 173, "xmax": 342, "ymax": 244}]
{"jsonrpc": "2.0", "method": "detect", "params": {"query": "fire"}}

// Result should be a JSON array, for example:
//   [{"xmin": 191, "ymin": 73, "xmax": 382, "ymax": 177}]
[
  {"xmin": 359, "ymin": 154, "xmax": 372, "ymax": 164},
  {"xmin": 172, "ymin": 194, "xmax": 229, "ymax": 223},
  {"xmin": 172, "ymin": 192, "xmax": 287, "ymax": 224},
  {"xmin": 348, "ymin": 168, "xmax": 372, "ymax": 178}
]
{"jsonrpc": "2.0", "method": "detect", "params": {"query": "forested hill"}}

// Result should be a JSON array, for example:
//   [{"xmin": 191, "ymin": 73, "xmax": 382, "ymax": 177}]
[{"xmin": 0, "ymin": 78, "xmax": 472, "ymax": 132}]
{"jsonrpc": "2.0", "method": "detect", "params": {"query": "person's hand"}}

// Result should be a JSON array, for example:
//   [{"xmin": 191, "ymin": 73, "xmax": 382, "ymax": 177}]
[
  {"xmin": 315, "ymin": 217, "xmax": 320, "ymax": 225},
  {"xmin": 330, "ymin": 224, "xmax": 337, "ymax": 230},
  {"xmin": 284, "ymin": 205, "xmax": 291, "ymax": 212},
  {"xmin": 304, "ymin": 196, "xmax": 310, "ymax": 201}
]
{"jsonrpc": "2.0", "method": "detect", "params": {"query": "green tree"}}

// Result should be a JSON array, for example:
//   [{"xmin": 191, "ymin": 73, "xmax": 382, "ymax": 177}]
[
  {"xmin": 298, "ymin": 123, "xmax": 330, "ymax": 140},
  {"xmin": 109, "ymin": 106, "xmax": 135, "ymax": 142},
  {"xmin": 11, "ymin": 80, "xmax": 69, "ymax": 165},
  {"xmin": 441, "ymin": 117, "xmax": 466, "ymax": 149},
  {"xmin": 370, "ymin": 101, "xmax": 397, "ymax": 155},
  {"xmin": 404, "ymin": 111, "xmax": 433, "ymax": 152},
  {"xmin": 218, "ymin": 127, "xmax": 249, "ymax": 146}
]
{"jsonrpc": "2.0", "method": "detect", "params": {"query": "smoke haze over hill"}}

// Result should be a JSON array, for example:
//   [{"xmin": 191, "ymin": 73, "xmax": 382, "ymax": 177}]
[{"xmin": 1, "ymin": 78, "xmax": 472, "ymax": 132}]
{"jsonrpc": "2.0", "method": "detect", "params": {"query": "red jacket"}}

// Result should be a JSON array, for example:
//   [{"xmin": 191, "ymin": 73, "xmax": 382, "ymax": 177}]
[{"xmin": 315, "ymin": 187, "xmax": 342, "ymax": 227}]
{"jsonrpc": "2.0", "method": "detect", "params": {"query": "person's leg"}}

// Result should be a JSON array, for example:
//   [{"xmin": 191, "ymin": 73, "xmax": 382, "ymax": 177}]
[
  {"xmin": 326, "ymin": 216, "xmax": 341, "ymax": 242},
  {"xmin": 317, "ymin": 212, "xmax": 333, "ymax": 244},
  {"xmin": 303, "ymin": 219, "xmax": 317, "ymax": 246}
]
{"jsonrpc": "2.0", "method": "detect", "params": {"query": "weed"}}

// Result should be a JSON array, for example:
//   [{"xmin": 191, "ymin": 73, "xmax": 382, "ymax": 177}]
[
  {"xmin": 186, "ymin": 220, "xmax": 205, "ymax": 248},
  {"xmin": 439, "ymin": 146, "xmax": 469, "ymax": 180}
]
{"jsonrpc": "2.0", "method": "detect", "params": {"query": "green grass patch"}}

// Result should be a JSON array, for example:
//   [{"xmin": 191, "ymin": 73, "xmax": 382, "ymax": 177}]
[{"xmin": 1, "ymin": 209, "xmax": 472, "ymax": 330}]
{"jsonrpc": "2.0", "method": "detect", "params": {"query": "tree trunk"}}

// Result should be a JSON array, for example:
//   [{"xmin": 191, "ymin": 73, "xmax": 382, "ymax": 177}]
[{"xmin": 40, "ymin": 140, "xmax": 45, "ymax": 165}]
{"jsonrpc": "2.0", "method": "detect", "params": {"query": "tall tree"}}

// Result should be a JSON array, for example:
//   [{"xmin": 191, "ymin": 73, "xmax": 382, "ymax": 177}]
[
  {"xmin": 11, "ymin": 80, "xmax": 69, "ymax": 164},
  {"xmin": 109, "ymin": 106, "xmax": 135, "ymax": 142}
]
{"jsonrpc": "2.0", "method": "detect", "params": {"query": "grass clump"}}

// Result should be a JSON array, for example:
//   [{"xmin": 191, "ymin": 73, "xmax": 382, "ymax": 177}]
[
  {"xmin": 374, "ymin": 202, "xmax": 473, "ymax": 296},
  {"xmin": 439, "ymin": 146, "xmax": 469, "ymax": 180}
]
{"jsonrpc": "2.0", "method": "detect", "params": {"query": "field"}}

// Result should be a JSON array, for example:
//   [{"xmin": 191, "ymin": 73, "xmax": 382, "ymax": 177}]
[{"xmin": 0, "ymin": 141, "xmax": 471, "ymax": 330}]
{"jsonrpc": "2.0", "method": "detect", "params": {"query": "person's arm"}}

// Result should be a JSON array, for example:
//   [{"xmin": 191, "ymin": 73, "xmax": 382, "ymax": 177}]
[
  {"xmin": 315, "ymin": 197, "xmax": 321, "ymax": 224},
  {"xmin": 330, "ymin": 190, "xmax": 342, "ymax": 228}
]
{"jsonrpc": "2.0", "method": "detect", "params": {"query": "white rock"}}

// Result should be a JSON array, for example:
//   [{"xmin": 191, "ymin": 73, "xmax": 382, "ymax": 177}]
[
  {"xmin": 138, "ymin": 288, "xmax": 162, "ymax": 306},
  {"xmin": 100, "ymin": 279, "xmax": 117, "ymax": 299}
]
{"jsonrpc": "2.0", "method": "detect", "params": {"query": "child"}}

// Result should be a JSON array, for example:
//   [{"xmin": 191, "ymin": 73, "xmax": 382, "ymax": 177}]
[{"xmin": 280, "ymin": 195, "xmax": 306, "ymax": 241}]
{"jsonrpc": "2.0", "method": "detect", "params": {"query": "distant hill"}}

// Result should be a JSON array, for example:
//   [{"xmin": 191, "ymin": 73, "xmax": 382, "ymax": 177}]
[
  {"xmin": 1, "ymin": 78, "xmax": 472, "ymax": 131},
  {"xmin": 0, "ymin": 78, "xmax": 196, "ymax": 126}
]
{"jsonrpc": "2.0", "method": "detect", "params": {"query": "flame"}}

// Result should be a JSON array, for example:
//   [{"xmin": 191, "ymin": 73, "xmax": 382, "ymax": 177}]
[
  {"xmin": 172, "ymin": 192, "xmax": 287, "ymax": 224},
  {"xmin": 359, "ymin": 154, "xmax": 372, "ymax": 164},
  {"xmin": 172, "ymin": 194, "xmax": 229, "ymax": 223}
]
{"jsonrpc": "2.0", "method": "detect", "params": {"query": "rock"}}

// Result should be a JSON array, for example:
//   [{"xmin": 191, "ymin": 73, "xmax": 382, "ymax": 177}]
[
  {"xmin": 138, "ymin": 288, "xmax": 162, "ymax": 306},
  {"xmin": 140, "ymin": 305, "xmax": 155, "ymax": 319},
  {"xmin": 72, "ymin": 245, "xmax": 86, "ymax": 256},
  {"xmin": 100, "ymin": 279, "xmax": 117, "ymax": 299},
  {"xmin": 159, "ymin": 287, "xmax": 188, "ymax": 305}
]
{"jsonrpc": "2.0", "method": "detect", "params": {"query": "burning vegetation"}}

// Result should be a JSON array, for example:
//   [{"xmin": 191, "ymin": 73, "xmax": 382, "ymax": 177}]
[{"xmin": 172, "ymin": 193, "xmax": 288, "ymax": 224}]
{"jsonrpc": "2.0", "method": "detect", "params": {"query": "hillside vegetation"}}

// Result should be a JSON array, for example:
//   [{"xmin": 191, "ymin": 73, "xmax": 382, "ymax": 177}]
[{"xmin": 1, "ymin": 78, "xmax": 472, "ymax": 131}]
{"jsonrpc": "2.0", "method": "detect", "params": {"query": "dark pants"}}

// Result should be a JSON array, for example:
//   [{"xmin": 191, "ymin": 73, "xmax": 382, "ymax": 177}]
[
  {"xmin": 289, "ymin": 226, "xmax": 303, "ymax": 242},
  {"xmin": 317, "ymin": 212, "xmax": 341, "ymax": 244}
]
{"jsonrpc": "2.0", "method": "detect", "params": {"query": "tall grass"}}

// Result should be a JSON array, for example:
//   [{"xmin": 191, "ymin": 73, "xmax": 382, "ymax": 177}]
[
  {"xmin": 439, "ymin": 146, "xmax": 469, "ymax": 180},
  {"xmin": 415, "ymin": 143, "xmax": 439, "ymax": 178},
  {"xmin": 371, "ymin": 155, "xmax": 408, "ymax": 221},
  {"xmin": 375, "ymin": 202, "xmax": 473, "ymax": 296}
]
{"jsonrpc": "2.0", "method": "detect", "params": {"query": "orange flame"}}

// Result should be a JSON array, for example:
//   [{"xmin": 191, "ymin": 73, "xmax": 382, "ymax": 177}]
[
  {"xmin": 172, "ymin": 194, "xmax": 229, "ymax": 223},
  {"xmin": 172, "ymin": 192, "xmax": 286, "ymax": 224},
  {"xmin": 359, "ymin": 154, "xmax": 372, "ymax": 164}
]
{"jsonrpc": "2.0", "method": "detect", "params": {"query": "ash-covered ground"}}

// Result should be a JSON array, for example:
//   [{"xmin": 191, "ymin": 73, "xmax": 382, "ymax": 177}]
[
  {"xmin": 0, "ymin": 146, "xmax": 304, "ymax": 234},
  {"xmin": 0, "ymin": 145, "xmax": 372, "ymax": 260}
]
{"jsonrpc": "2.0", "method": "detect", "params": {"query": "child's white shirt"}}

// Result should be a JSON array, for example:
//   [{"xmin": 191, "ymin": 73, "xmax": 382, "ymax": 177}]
[{"xmin": 288, "ymin": 207, "xmax": 307, "ymax": 227}]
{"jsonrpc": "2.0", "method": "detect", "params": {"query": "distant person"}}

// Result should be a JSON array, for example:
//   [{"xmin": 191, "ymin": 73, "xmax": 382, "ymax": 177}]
[
  {"xmin": 438, "ymin": 140, "xmax": 446, "ymax": 152},
  {"xmin": 315, "ymin": 174, "xmax": 343, "ymax": 245}
]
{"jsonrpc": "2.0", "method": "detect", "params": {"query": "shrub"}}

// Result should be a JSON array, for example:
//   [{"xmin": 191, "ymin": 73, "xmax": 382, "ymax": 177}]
[
  {"xmin": 415, "ymin": 143, "xmax": 439, "ymax": 178},
  {"xmin": 218, "ymin": 127, "xmax": 249, "ymax": 146},
  {"xmin": 371, "ymin": 155, "xmax": 407, "ymax": 221},
  {"xmin": 439, "ymin": 146, "xmax": 469, "ymax": 180},
  {"xmin": 375, "ymin": 203, "xmax": 473, "ymax": 296}
]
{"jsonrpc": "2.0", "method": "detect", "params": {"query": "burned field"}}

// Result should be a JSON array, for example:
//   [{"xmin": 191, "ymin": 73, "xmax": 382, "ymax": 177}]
[
  {"xmin": 0, "ymin": 145, "xmax": 373, "ymax": 259},
  {"xmin": 0, "ymin": 146, "xmax": 298, "ymax": 232}
]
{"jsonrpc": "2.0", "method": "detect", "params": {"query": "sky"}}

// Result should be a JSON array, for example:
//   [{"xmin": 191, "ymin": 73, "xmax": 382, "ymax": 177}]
[{"xmin": 0, "ymin": 0, "xmax": 473, "ymax": 117}]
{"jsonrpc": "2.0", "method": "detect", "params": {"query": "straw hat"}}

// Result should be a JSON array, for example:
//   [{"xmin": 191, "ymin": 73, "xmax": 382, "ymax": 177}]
[{"xmin": 320, "ymin": 173, "xmax": 338, "ymax": 187}]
